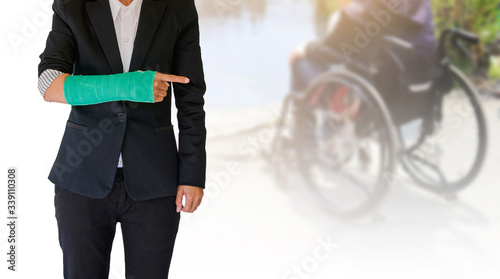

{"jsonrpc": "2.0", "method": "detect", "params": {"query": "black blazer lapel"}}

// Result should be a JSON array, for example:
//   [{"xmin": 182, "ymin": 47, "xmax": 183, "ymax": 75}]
[
  {"xmin": 85, "ymin": 0, "xmax": 123, "ymax": 74},
  {"xmin": 129, "ymin": 0, "xmax": 168, "ymax": 72}
]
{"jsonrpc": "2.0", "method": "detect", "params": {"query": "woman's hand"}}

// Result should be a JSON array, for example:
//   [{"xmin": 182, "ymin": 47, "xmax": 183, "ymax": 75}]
[{"xmin": 153, "ymin": 72, "xmax": 190, "ymax": 102}]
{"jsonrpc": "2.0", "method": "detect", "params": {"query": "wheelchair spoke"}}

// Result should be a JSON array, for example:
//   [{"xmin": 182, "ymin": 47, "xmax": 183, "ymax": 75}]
[
  {"xmin": 294, "ymin": 72, "xmax": 395, "ymax": 216},
  {"xmin": 405, "ymin": 151, "xmax": 449, "ymax": 186}
]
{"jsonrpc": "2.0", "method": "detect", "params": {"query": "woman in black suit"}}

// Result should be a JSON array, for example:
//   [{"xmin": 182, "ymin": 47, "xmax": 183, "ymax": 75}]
[{"xmin": 38, "ymin": 0, "xmax": 207, "ymax": 278}]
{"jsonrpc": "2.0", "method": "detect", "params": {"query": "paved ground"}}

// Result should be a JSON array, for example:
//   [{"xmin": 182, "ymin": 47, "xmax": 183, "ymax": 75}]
[{"xmin": 164, "ymin": 98, "xmax": 500, "ymax": 279}]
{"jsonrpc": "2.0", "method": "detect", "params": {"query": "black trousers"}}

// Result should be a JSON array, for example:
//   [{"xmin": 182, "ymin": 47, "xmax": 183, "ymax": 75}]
[{"xmin": 54, "ymin": 168, "xmax": 180, "ymax": 279}]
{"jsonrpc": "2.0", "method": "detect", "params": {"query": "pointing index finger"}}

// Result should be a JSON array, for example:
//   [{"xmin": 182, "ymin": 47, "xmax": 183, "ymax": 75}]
[{"xmin": 162, "ymin": 74, "xmax": 190, "ymax": 84}]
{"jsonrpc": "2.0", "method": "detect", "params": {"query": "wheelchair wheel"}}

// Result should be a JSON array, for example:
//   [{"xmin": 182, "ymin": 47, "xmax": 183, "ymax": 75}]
[
  {"xmin": 398, "ymin": 65, "xmax": 487, "ymax": 193},
  {"xmin": 294, "ymin": 69, "xmax": 397, "ymax": 218}
]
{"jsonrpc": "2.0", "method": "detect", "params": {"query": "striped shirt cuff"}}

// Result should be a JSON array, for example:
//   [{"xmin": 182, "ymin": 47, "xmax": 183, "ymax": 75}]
[{"xmin": 38, "ymin": 69, "xmax": 64, "ymax": 99}]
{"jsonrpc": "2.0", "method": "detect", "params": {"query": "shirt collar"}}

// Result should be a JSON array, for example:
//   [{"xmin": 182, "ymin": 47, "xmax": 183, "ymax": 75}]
[{"xmin": 109, "ymin": 0, "xmax": 143, "ymax": 21}]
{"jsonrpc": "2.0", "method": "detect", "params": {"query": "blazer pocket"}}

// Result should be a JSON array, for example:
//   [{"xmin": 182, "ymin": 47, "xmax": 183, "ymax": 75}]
[
  {"xmin": 155, "ymin": 124, "xmax": 174, "ymax": 133},
  {"xmin": 66, "ymin": 120, "xmax": 89, "ymax": 132}
]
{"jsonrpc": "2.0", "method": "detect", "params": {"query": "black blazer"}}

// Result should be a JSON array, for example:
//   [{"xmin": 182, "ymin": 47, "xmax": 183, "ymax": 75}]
[{"xmin": 38, "ymin": 0, "xmax": 206, "ymax": 200}]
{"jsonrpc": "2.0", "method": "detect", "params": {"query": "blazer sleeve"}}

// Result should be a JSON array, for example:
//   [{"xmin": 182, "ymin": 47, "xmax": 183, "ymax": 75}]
[
  {"xmin": 38, "ymin": 0, "xmax": 76, "ymax": 78},
  {"xmin": 172, "ymin": 0, "xmax": 207, "ymax": 188}
]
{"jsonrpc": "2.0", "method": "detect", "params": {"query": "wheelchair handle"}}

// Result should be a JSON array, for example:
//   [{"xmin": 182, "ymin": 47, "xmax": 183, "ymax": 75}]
[
  {"xmin": 438, "ymin": 28, "xmax": 480, "ymax": 65},
  {"xmin": 452, "ymin": 29, "xmax": 480, "ymax": 45}
]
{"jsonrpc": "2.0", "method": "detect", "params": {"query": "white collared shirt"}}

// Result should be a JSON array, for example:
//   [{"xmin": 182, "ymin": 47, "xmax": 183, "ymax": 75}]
[
  {"xmin": 109, "ymin": 0, "xmax": 143, "ymax": 73},
  {"xmin": 38, "ymin": 0, "xmax": 144, "ymax": 168},
  {"xmin": 109, "ymin": 0, "xmax": 143, "ymax": 167}
]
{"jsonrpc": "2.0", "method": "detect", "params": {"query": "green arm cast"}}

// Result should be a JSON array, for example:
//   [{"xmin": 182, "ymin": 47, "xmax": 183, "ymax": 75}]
[{"xmin": 63, "ymin": 70, "xmax": 157, "ymax": 105}]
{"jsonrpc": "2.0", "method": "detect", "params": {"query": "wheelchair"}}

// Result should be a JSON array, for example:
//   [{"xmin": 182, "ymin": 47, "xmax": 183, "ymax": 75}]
[{"xmin": 270, "ymin": 29, "xmax": 488, "ymax": 218}]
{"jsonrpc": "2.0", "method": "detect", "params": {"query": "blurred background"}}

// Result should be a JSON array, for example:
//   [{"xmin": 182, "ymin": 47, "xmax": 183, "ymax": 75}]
[{"xmin": 1, "ymin": 0, "xmax": 500, "ymax": 278}]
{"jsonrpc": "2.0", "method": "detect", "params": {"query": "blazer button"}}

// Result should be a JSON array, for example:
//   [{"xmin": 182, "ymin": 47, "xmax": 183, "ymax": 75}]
[{"xmin": 118, "ymin": 113, "xmax": 126, "ymax": 122}]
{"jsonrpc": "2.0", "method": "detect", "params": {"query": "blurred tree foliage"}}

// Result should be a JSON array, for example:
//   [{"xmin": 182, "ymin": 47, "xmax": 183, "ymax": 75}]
[
  {"xmin": 432, "ymin": 0, "xmax": 500, "ymax": 76},
  {"xmin": 315, "ymin": 0, "xmax": 499, "ymax": 42},
  {"xmin": 431, "ymin": 0, "xmax": 499, "ymax": 44},
  {"xmin": 314, "ymin": 0, "xmax": 500, "ymax": 76}
]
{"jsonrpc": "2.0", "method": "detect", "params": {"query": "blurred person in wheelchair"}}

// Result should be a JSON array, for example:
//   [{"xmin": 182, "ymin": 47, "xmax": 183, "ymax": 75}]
[
  {"xmin": 289, "ymin": 0, "xmax": 438, "ymax": 123},
  {"xmin": 274, "ymin": 0, "xmax": 487, "ymax": 214}
]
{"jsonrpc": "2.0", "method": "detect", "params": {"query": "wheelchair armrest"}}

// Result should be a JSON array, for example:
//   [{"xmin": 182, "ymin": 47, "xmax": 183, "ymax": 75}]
[{"xmin": 382, "ymin": 36, "xmax": 414, "ymax": 50}]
